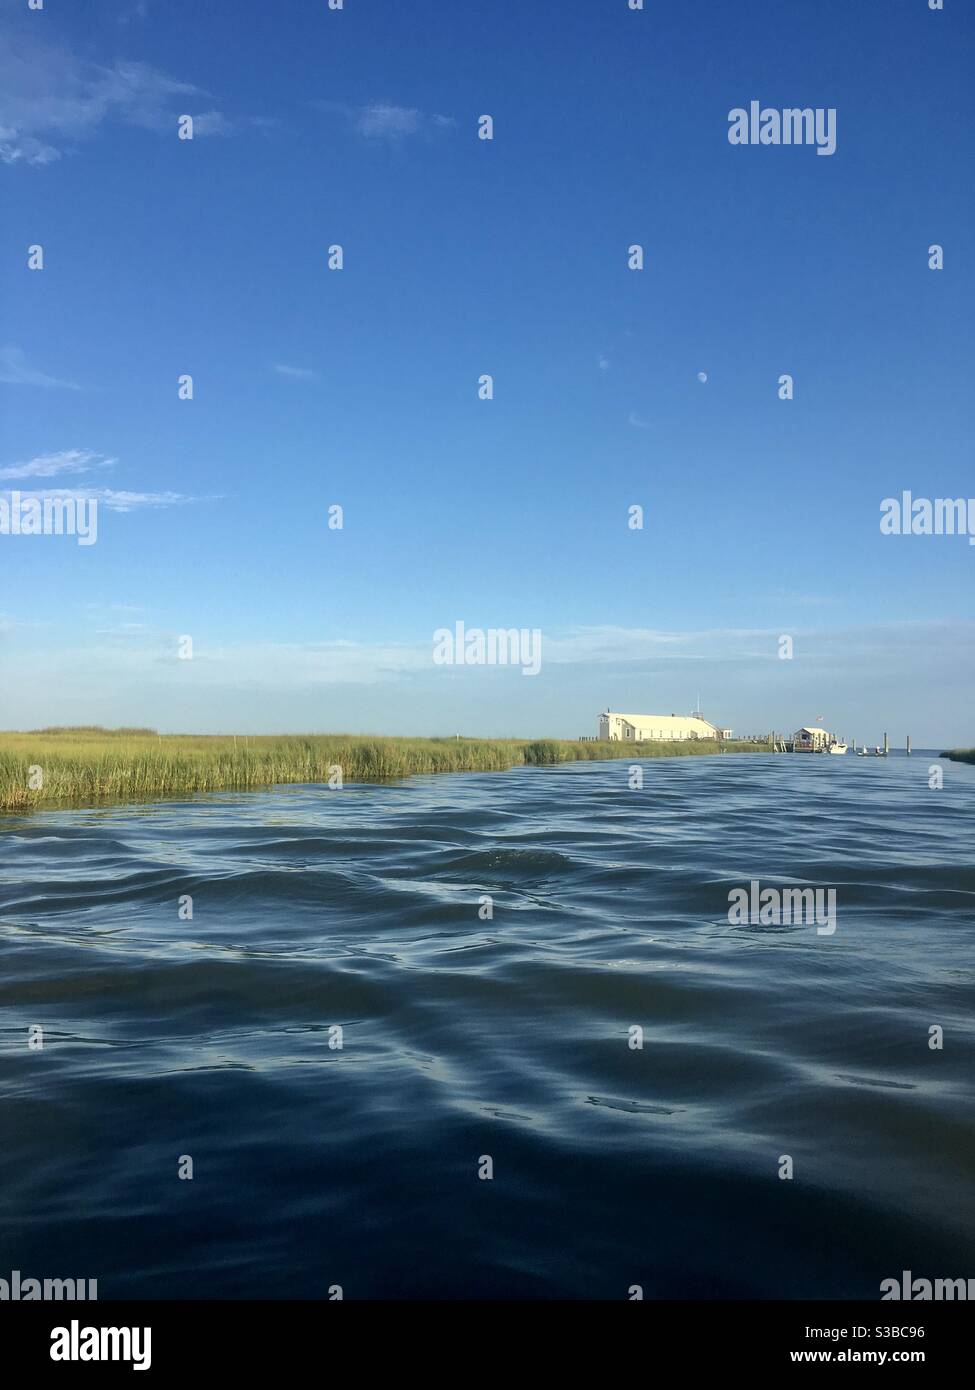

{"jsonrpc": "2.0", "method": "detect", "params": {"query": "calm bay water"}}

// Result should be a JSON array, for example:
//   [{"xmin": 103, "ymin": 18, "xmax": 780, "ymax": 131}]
[{"xmin": 1, "ymin": 752, "xmax": 973, "ymax": 1299}]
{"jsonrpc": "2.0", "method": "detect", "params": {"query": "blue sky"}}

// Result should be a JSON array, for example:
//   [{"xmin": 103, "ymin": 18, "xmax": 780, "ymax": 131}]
[{"xmin": 1, "ymin": 0, "xmax": 973, "ymax": 743}]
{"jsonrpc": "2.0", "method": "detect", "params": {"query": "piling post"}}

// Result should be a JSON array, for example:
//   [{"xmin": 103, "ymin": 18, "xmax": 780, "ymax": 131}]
[
  {"xmin": 907, "ymin": 735, "xmax": 911, "ymax": 755},
  {"xmin": 884, "ymin": 732, "xmax": 889, "ymax": 755}
]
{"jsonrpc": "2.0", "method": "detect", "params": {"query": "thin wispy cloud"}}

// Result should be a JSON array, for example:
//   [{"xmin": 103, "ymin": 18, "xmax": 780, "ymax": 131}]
[
  {"xmin": 0, "ymin": 29, "xmax": 257, "ymax": 166},
  {"xmin": 1, "ymin": 487, "xmax": 208, "ymax": 514},
  {"xmin": 6, "ymin": 621, "xmax": 970, "ymax": 705},
  {"xmin": 0, "ymin": 448, "xmax": 210, "ymax": 512},
  {"xmin": 356, "ymin": 104, "xmax": 455, "ymax": 139},
  {"xmin": 117, "ymin": 0, "xmax": 152, "ymax": 24},
  {"xmin": 598, "ymin": 356, "xmax": 611, "ymax": 372},
  {"xmin": 58, "ymin": 488, "xmax": 205, "ymax": 514},
  {"xmin": 271, "ymin": 363, "xmax": 319, "ymax": 381},
  {"xmin": 628, "ymin": 411, "xmax": 650, "ymax": 429},
  {"xmin": 769, "ymin": 589, "xmax": 840, "ymax": 607},
  {"xmin": 93, "ymin": 622, "xmax": 147, "ymax": 635},
  {"xmin": 0, "ymin": 347, "xmax": 80, "ymax": 390},
  {"xmin": 0, "ymin": 450, "xmax": 116, "ymax": 481},
  {"xmin": 318, "ymin": 101, "xmax": 456, "ymax": 143},
  {"xmin": 85, "ymin": 602, "xmax": 146, "ymax": 615},
  {"xmin": 186, "ymin": 110, "xmax": 235, "ymax": 137}
]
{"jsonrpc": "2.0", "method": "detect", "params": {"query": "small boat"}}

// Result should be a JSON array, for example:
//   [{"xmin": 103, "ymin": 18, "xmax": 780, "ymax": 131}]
[
  {"xmin": 828, "ymin": 743, "xmax": 848, "ymax": 754},
  {"xmin": 874, "ymin": 746, "xmax": 887, "ymax": 757}
]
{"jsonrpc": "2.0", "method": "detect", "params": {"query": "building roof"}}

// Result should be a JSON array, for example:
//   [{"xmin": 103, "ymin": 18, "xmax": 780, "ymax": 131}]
[{"xmin": 609, "ymin": 712, "xmax": 719, "ymax": 730}]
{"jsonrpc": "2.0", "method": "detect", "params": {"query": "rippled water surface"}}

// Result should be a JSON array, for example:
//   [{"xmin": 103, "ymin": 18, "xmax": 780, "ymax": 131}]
[{"xmin": 2, "ymin": 752, "xmax": 973, "ymax": 1298}]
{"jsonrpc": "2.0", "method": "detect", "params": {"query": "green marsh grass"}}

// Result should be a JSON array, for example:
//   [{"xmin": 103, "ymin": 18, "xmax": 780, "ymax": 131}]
[{"xmin": 0, "ymin": 727, "xmax": 770, "ymax": 813}]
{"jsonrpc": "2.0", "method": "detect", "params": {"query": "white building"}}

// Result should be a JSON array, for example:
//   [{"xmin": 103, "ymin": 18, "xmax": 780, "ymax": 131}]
[
  {"xmin": 599, "ymin": 710, "xmax": 727, "ymax": 742},
  {"xmin": 792, "ymin": 725, "xmax": 834, "ymax": 751}
]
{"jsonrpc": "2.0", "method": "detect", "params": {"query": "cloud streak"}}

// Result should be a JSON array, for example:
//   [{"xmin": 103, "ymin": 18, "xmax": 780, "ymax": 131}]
[
  {"xmin": 1, "ymin": 449, "xmax": 209, "ymax": 512},
  {"xmin": 0, "ymin": 29, "xmax": 256, "ymax": 165},
  {"xmin": 0, "ymin": 347, "xmax": 80, "ymax": 389},
  {"xmin": 317, "ymin": 101, "xmax": 456, "ymax": 143},
  {"xmin": 0, "ymin": 483, "xmax": 208, "ymax": 513},
  {"xmin": 0, "ymin": 450, "xmax": 116, "ymax": 481},
  {"xmin": 19, "ymin": 488, "xmax": 207, "ymax": 514},
  {"xmin": 271, "ymin": 363, "xmax": 319, "ymax": 381},
  {"xmin": 2, "ymin": 620, "xmax": 970, "ymax": 745}
]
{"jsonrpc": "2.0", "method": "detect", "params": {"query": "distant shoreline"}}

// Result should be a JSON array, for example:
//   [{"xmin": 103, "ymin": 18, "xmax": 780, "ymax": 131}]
[
  {"xmin": 943, "ymin": 747, "xmax": 975, "ymax": 765},
  {"xmin": 0, "ymin": 728, "xmax": 770, "ymax": 814}
]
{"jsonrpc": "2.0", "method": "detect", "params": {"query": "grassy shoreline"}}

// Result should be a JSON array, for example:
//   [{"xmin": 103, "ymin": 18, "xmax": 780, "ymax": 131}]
[
  {"xmin": 0, "ymin": 728, "xmax": 771, "ymax": 813},
  {"xmin": 943, "ymin": 748, "xmax": 975, "ymax": 765}
]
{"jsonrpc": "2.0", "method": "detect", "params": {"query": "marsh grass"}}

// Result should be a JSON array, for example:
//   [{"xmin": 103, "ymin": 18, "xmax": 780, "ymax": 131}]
[
  {"xmin": 0, "ymin": 727, "xmax": 769, "ymax": 813},
  {"xmin": 943, "ymin": 748, "xmax": 975, "ymax": 765}
]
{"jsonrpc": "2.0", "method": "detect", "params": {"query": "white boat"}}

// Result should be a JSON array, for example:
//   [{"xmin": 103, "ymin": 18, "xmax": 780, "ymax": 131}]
[{"xmin": 828, "ymin": 742, "xmax": 848, "ymax": 755}]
